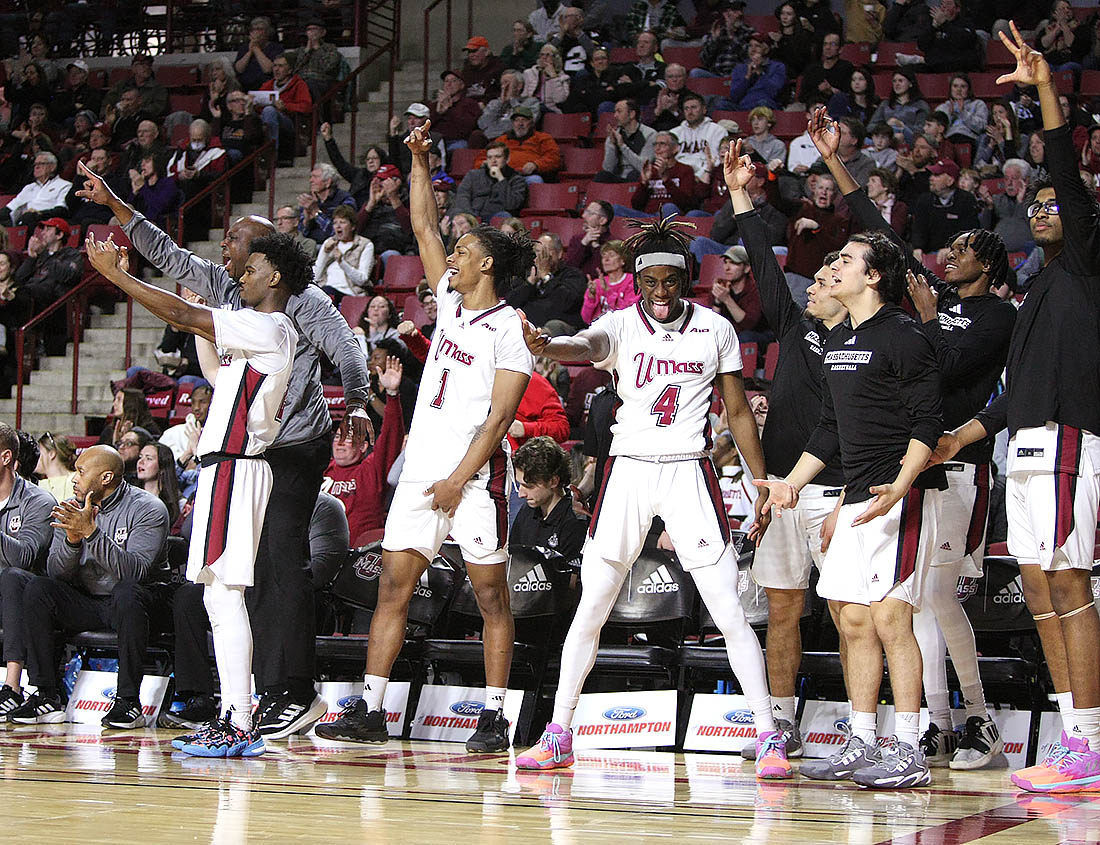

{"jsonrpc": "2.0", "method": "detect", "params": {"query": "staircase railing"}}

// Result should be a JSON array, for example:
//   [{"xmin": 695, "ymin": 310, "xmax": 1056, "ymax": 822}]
[{"xmin": 422, "ymin": 0, "xmax": 474, "ymax": 101}]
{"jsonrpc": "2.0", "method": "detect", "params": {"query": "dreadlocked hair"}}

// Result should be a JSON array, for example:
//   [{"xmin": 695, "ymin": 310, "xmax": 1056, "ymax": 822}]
[
  {"xmin": 956, "ymin": 229, "xmax": 1012, "ymax": 291},
  {"xmin": 468, "ymin": 224, "xmax": 536, "ymax": 296},
  {"xmin": 623, "ymin": 214, "xmax": 697, "ymax": 293}
]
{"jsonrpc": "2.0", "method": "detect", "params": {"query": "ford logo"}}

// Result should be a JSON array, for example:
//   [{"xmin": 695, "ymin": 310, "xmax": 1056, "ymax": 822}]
[
  {"xmin": 723, "ymin": 710, "xmax": 754, "ymax": 725},
  {"xmin": 450, "ymin": 700, "xmax": 485, "ymax": 716},
  {"xmin": 337, "ymin": 695, "xmax": 362, "ymax": 708},
  {"xmin": 603, "ymin": 706, "xmax": 646, "ymax": 721},
  {"xmin": 102, "ymin": 687, "xmax": 117, "ymax": 699}
]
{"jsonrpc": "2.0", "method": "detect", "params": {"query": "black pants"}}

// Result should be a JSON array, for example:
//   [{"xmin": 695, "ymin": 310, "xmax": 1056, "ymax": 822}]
[
  {"xmin": 0, "ymin": 567, "xmax": 35, "ymax": 664},
  {"xmin": 247, "ymin": 434, "xmax": 330, "ymax": 698},
  {"xmin": 172, "ymin": 581, "xmax": 213, "ymax": 696},
  {"xmin": 24, "ymin": 577, "xmax": 152, "ymax": 700}
]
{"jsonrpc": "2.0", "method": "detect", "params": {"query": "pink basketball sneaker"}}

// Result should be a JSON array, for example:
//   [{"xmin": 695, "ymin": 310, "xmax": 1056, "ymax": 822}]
[{"xmin": 516, "ymin": 723, "xmax": 575, "ymax": 770}]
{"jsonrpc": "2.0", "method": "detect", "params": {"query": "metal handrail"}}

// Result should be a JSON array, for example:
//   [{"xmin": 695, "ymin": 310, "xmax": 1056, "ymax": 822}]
[
  {"xmin": 175, "ymin": 139, "xmax": 277, "ymax": 246},
  {"xmin": 14, "ymin": 268, "xmax": 134, "ymax": 429},
  {"xmin": 309, "ymin": 42, "xmax": 398, "ymax": 169},
  {"xmin": 422, "ymin": 0, "xmax": 473, "ymax": 101}
]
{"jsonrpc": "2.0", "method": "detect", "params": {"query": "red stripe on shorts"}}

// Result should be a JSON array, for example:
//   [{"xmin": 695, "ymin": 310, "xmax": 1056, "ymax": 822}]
[
  {"xmin": 964, "ymin": 463, "xmax": 991, "ymax": 556},
  {"xmin": 893, "ymin": 487, "xmax": 924, "ymax": 585},
  {"xmin": 587, "ymin": 456, "xmax": 617, "ymax": 539},
  {"xmin": 221, "ymin": 365, "xmax": 267, "ymax": 455},
  {"xmin": 699, "ymin": 458, "xmax": 731, "ymax": 545},
  {"xmin": 1054, "ymin": 425, "xmax": 1082, "ymax": 548},
  {"xmin": 487, "ymin": 448, "xmax": 509, "ymax": 550},
  {"xmin": 202, "ymin": 460, "xmax": 236, "ymax": 567}
]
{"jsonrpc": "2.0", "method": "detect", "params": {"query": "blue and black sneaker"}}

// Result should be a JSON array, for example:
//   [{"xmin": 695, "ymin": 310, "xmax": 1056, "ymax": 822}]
[{"xmin": 178, "ymin": 714, "xmax": 266, "ymax": 758}]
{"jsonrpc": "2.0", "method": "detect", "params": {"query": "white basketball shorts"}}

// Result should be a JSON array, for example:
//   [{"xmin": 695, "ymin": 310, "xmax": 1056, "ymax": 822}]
[{"xmin": 751, "ymin": 477, "xmax": 844, "ymax": 590}]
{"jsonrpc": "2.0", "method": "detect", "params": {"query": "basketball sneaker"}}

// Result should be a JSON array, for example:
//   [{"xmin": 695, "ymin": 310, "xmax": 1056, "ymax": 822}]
[
  {"xmin": 158, "ymin": 694, "xmax": 217, "ymax": 730},
  {"xmin": 172, "ymin": 718, "xmax": 220, "ymax": 750},
  {"xmin": 754, "ymin": 730, "xmax": 793, "ymax": 779},
  {"xmin": 257, "ymin": 693, "xmax": 328, "ymax": 740},
  {"xmin": 1010, "ymin": 736, "xmax": 1070, "ymax": 790},
  {"xmin": 800, "ymin": 721, "xmax": 880, "ymax": 781},
  {"xmin": 742, "ymin": 719, "xmax": 803, "ymax": 759},
  {"xmin": 852, "ymin": 737, "xmax": 931, "ymax": 789},
  {"xmin": 1010, "ymin": 732, "xmax": 1100, "ymax": 793},
  {"xmin": 101, "ymin": 696, "xmax": 145, "ymax": 729},
  {"xmin": 313, "ymin": 698, "xmax": 389, "ymax": 743},
  {"xmin": 8, "ymin": 691, "xmax": 65, "ymax": 724},
  {"xmin": 466, "ymin": 709, "xmax": 510, "ymax": 753},
  {"xmin": 516, "ymin": 723, "xmax": 575, "ymax": 770},
  {"xmin": 950, "ymin": 715, "xmax": 1004, "ymax": 770},
  {"xmin": 919, "ymin": 722, "xmax": 959, "ymax": 767},
  {"xmin": 179, "ymin": 715, "xmax": 265, "ymax": 758},
  {"xmin": 0, "ymin": 684, "xmax": 24, "ymax": 717}
]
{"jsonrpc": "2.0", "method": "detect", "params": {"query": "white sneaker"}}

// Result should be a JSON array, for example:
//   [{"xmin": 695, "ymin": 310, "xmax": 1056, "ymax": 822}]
[
  {"xmin": 950, "ymin": 715, "xmax": 1004, "ymax": 770},
  {"xmin": 919, "ymin": 722, "xmax": 959, "ymax": 767}
]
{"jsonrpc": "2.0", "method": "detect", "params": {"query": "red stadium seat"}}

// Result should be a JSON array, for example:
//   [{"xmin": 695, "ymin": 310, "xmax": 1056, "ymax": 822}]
[
  {"xmin": 542, "ymin": 112, "xmax": 591, "ymax": 142},
  {"xmin": 916, "ymin": 74, "xmax": 949, "ymax": 102},
  {"xmin": 698, "ymin": 253, "xmax": 727, "ymax": 287},
  {"xmin": 609, "ymin": 47, "xmax": 634, "ymax": 63},
  {"xmin": 323, "ymin": 385, "xmax": 346, "ymax": 420},
  {"xmin": 156, "ymin": 65, "xmax": 201, "ymax": 89},
  {"xmin": 146, "ymin": 387, "xmax": 176, "ymax": 420},
  {"xmin": 661, "ymin": 46, "xmax": 701, "ymax": 70},
  {"xmin": 745, "ymin": 15, "xmax": 779, "ymax": 34},
  {"xmin": 921, "ymin": 251, "xmax": 945, "ymax": 278},
  {"xmin": 593, "ymin": 112, "xmax": 617, "ymax": 139},
  {"xmin": 7, "ymin": 226, "xmax": 27, "ymax": 253},
  {"xmin": 537, "ymin": 216, "xmax": 585, "ymax": 243},
  {"xmin": 86, "ymin": 224, "xmax": 132, "ymax": 250},
  {"xmin": 1083, "ymin": 70, "xmax": 1100, "ymax": 95},
  {"xmin": 763, "ymin": 342, "xmax": 779, "ymax": 380},
  {"xmin": 560, "ymin": 146, "xmax": 605, "ymax": 179},
  {"xmin": 447, "ymin": 148, "xmax": 479, "ymax": 180},
  {"xmin": 840, "ymin": 43, "xmax": 872, "ymax": 65},
  {"xmin": 584, "ymin": 181, "xmax": 639, "ymax": 209},
  {"xmin": 740, "ymin": 342, "xmax": 758, "ymax": 377},
  {"xmin": 108, "ymin": 67, "xmax": 131, "ymax": 87},
  {"xmin": 522, "ymin": 182, "xmax": 581, "ymax": 217},
  {"xmin": 171, "ymin": 123, "xmax": 189, "ymax": 146},
  {"xmin": 672, "ymin": 215, "xmax": 714, "ymax": 238},
  {"xmin": 984, "ymin": 40, "xmax": 1016, "ymax": 69},
  {"xmin": 982, "ymin": 177, "xmax": 1006, "ymax": 195},
  {"xmin": 402, "ymin": 293, "xmax": 430, "ymax": 329},
  {"xmin": 872, "ymin": 72, "xmax": 893, "ymax": 99},
  {"xmin": 382, "ymin": 255, "xmax": 425, "ymax": 290},
  {"xmin": 687, "ymin": 77, "xmax": 731, "ymax": 97},
  {"xmin": 874, "ymin": 43, "xmax": 920, "ymax": 69},
  {"xmin": 969, "ymin": 72, "xmax": 1010, "ymax": 100},
  {"xmin": 609, "ymin": 216, "xmax": 650, "ymax": 239},
  {"xmin": 339, "ymin": 295, "xmax": 370, "ymax": 328},
  {"xmin": 954, "ymin": 145, "xmax": 972, "ymax": 169},
  {"xmin": 168, "ymin": 93, "xmax": 203, "ymax": 115},
  {"xmin": 773, "ymin": 110, "xmax": 808, "ymax": 140}
]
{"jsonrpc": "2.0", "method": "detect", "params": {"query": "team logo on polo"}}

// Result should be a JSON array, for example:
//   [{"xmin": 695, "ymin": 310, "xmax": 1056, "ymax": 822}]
[
  {"xmin": 114, "ymin": 527, "xmax": 129, "ymax": 544},
  {"xmin": 450, "ymin": 700, "xmax": 484, "ymax": 716},
  {"xmin": 353, "ymin": 551, "xmax": 383, "ymax": 581},
  {"xmin": 514, "ymin": 563, "xmax": 553, "ymax": 592},
  {"xmin": 603, "ymin": 706, "xmax": 646, "ymax": 721},
  {"xmin": 7, "ymin": 515, "xmax": 20, "ymax": 532},
  {"xmin": 638, "ymin": 565, "xmax": 679, "ymax": 593}
]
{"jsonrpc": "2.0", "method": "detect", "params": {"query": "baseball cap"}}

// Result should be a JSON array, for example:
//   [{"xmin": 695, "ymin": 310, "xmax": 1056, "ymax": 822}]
[
  {"xmin": 375, "ymin": 164, "xmax": 402, "ymax": 180},
  {"xmin": 92, "ymin": 122, "xmax": 112, "ymax": 138},
  {"xmin": 40, "ymin": 217, "xmax": 71, "ymax": 236},
  {"xmin": 464, "ymin": 36, "xmax": 490, "ymax": 51},
  {"xmin": 440, "ymin": 69, "xmax": 464, "ymax": 83},
  {"xmin": 722, "ymin": 0, "xmax": 747, "ymax": 9},
  {"xmin": 67, "ymin": 59, "xmax": 89, "ymax": 73},
  {"xmin": 723, "ymin": 245, "xmax": 749, "ymax": 264},
  {"xmin": 405, "ymin": 102, "xmax": 430, "ymax": 117},
  {"xmin": 510, "ymin": 105, "xmax": 534, "ymax": 119},
  {"xmin": 928, "ymin": 158, "xmax": 960, "ymax": 179},
  {"xmin": 432, "ymin": 172, "xmax": 455, "ymax": 191},
  {"xmin": 305, "ymin": 18, "xmax": 327, "ymax": 29}
]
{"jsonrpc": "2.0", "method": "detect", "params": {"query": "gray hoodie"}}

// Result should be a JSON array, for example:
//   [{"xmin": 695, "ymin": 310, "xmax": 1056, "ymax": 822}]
[
  {"xmin": 121, "ymin": 213, "xmax": 371, "ymax": 448},
  {"xmin": 0, "ymin": 476, "xmax": 57, "ymax": 572}
]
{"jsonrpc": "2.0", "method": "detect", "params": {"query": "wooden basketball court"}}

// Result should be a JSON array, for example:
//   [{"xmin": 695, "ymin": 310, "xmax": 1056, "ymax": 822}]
[{"xmin": 3, "ymin": 726, "xmax": 1098, "ymax": 843}]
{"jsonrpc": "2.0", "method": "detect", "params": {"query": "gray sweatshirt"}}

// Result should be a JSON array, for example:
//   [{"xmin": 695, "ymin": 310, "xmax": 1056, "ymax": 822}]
[
  {"xmin": 47, "ymin": 483, "xmax": 169, "ymax": 596},
  {"xmin": 0, "ymin": 475, "xmax": 57, "ymax": 572},
  {"xmin": 121, "ymin": 213, "xmax": 371, "ymax": 448}
]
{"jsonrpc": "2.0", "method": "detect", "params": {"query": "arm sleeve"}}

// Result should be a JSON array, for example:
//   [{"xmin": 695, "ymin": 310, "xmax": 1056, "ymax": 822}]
[
  {"xmin": 82, "ymin": 500, "xmax": 170, "ymax": 583},
  {"xmin": 0, "ymin": 494, "xmax": 55, "ymax": 571},
  {"xmin": 122, "ymin": 213, "xmax": 237, "ymax": 306},
  {"xmin": 1045, "ymin": 123, "xmax": 1100, "ymax": 277},
  {"xmin": 897, "ymin": 326, "xmax": 944, "ymax": 451},
  {"xmin": 602, "ymin": 136, "xmax": 618, "ymax": 174},
  {"xmin": 323, "ymin": 136, "xmax": 360, "ymax": 185},
  {"xmin": 736, "ymin": 209, "xmax": 800, "ymax": 337},
  {"xmin": 974, "ymin": 389, "xmax": 1008, "ymax": 436},
  {"xmin": 402, "ymin": 329, "xmax": 430, "ymax": 362},
  {"xmin": 366, "ymin": 393, "xmax": 406, "ymax": 490},
  {"xmin": 919, "ymin": 302, "xmax": 1015, "ymax": 387},
  {"xmin": 805, "ymin": 369, "xmax": 841, "ymax": 465},
  {"xmin": 46, "ymin": 528, "xmax": 82, "ymax": 581}
]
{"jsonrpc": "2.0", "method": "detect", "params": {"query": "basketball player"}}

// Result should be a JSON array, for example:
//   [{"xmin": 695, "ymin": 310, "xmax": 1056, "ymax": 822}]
[
  {"xmin": 757, "ymin": 228, "xmax": 945, "ymax": 789},
  {"xmin": 808, "ymin": 105, "xmax": 1017, "ymax": 770},
  {"xmin": 317, "ymin": 120, "xmax": 535, "ymax": 753},
  {"xmin": 514, "ymin": 217, "xmax": 792, "ymax": 780},
  {"xmin": 85, "ymin": 230, "xmax": 309, "ymax": 757},
  {"xmin": 723, "ymin": 141, "xmax": 849, "ymax": 761},
  {"xmin": 930, "ymin": 25, "xmax": 1100, "ymax": 793},
  {"xmin": 76, "ymin": 160, "xmax": 370, "ymax": 740}
]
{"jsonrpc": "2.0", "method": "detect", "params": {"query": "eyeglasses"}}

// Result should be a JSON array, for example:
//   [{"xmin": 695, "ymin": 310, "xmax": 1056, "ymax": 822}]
[
  {"xmin": 274, "ymin": 215, "xmax": 297, "ymax": 221},
  {"xmin": 1027, "ymin": 200, "xmax": 1060, "ymax": 218},
  {"xmin": 117, "ymin": 438, "xmax": 140, "ymax": 448}
]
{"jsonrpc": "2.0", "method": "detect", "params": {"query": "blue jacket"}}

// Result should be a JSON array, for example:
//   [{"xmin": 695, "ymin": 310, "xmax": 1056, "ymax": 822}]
[{"xmin": 726, "ymin": 60, "xmax": 787, "ymax": 110}]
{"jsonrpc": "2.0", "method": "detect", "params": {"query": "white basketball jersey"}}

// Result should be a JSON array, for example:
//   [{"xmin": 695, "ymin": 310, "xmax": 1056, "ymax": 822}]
[
  {"xmin": 197, "ymin": 308, "xmax": 298, "ymax": 457},
  {"xmin": 399, "ymin": 271, "xmax": 534, "ymax": 483},
  {"xmin": 595, "ymin": 301, "xmax": 741, "ymax": 456}
]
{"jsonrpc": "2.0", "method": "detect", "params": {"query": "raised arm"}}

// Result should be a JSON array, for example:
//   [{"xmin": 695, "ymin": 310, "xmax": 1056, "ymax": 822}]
[
  {"xmin": 406, "ymin": 120, "xmax": 449, "ymax": 291},
  {"xmin": 517, "ymin": 310, "xmax": 612, "ymax": 364}
]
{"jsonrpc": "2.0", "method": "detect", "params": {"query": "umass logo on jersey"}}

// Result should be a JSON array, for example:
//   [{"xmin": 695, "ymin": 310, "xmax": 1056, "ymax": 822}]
[
  {"xmin": 433, "ymin": 330, "xmax": 476, "ymax": 366},
  {"xmin": 631, "ymin": 352, "xmax": 705, "ymax": 389}
]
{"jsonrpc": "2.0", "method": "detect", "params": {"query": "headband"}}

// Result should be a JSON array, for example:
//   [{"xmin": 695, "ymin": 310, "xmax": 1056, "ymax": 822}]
[{"xmin": 635, "ymin": 252, "xmax": 687, "ymax": 273}]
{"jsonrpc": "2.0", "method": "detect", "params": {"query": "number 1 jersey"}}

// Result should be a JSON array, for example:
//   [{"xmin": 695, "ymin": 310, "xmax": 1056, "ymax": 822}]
[
  {"xmin": 398, "ymin": 270, "xmax": 534, "ymax": 484},
  {"xmin": 594, "ymin": 301, "xmax": 742, "ymax": 457}
]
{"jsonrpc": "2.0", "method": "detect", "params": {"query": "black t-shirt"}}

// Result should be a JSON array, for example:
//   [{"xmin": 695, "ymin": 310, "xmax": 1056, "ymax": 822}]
[{"xmin": 510, "ymin": 494, "xmax": 588, "ymax": 567}]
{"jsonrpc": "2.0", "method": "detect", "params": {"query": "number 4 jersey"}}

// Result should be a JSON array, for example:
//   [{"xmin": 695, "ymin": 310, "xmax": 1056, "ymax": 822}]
[
  {"xmin": 398, "ymin": 270, "xmax": 534, "ymax": 484},
  {"xmin": 594, "ymin": 301, "xmax": 742, "ymax": 457}
]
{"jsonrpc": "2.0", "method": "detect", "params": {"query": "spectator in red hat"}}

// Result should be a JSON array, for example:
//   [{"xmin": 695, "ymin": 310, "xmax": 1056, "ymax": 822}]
[
  {"xmin": 430, "ymin": 70, "xmax": 483, "ymax": 151},
  {"xmin": 13, "ymin": 218, "xmax": 83, "ymax": 320},
  {"xmin": 460, "ymin": 35, "xmax": 505, "ymax": 103},
  {"xmin": 355, "ymin": 162, "xmax": 413, "ymax": 262},
  {"xmin": 910, "ymin": 157, "xmax": 981, "ymax": 264},
  {"xmin": 0, "ymin": 151, "xmax": 71, "ymax": 229}
]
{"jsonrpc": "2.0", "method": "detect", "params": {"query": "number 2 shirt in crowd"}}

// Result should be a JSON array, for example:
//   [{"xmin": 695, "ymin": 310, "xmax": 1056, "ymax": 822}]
[
  {"xmin": 593, "ymin": 300, "xmax": 743, "ymax": 456},
  {"xmin": 397, "ymin": 270, "xmax": 534, "ymax": 484}
]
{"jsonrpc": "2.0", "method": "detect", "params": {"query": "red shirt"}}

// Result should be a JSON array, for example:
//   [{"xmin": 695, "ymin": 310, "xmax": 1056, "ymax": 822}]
[
  {"xmin": 259, "ymin": 74, "xmax": 313, "ymax": 115},
  {"xmin": 507, "ymin": 371, "xmax": 570, "ymax": 451}
]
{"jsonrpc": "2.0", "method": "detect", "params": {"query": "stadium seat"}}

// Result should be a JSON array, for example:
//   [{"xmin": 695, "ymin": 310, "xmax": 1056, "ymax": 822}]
[
  {"xmin": 537, "ymin": 216, "xmax": 585, "ymax": 243},
  {"xmin": 560, "ymin": 146, "xmax": 605, "ymax": 179},
  {"xmin": 745, "ymin": 14, "xmax": 779, "ymax": 34},
  {"xmin": 322, "ymin": 385, "xmax": 346, "ymax": 420},
  {"xmin": 985, "ymin": 39, "xmax": 1015, "ymax": 69},
  {"xmin": 969, "ymin": 72, "xmax": 1009, "ymax": 100},
  {"xmin": 609, "ymin": 47, "xmax": 634, "ymax": 63},
  {"xmin": 593, "ymin": 112, "xmax": 617, "ymax": 139},
  {"xmin": 916, "ymin": 74, "xmax": 950, "ymax": 102},
  {"xmin": 872, "ymin": 72, "xmax": 893, "ymax": 98},
  {"xmin": 955, "ymin": 145, "xmax": 971, "ymax": 169},
  {"xmin": 145, "ymin": 386, "xmax": 176, "ymax": 420},
  {"xmin": 522, "ymin": 182, "xmax": 581, "ymax": 217},
  {"xmin": 773, "ymin": 109, "xmax": 808, "ymax": 140},
  {"xmin": 875, "ymin": 42, "xmax": 920, "ymax": 68},
  {"xmin": 661, "ymin": 46, "xmax": 701, "ymax": 70},
  {"xmin": 609, "ymin": 216, "xmax": 649, "ymax": 239},
  {"xmin": 86, "ymin": 224, "xmax": 132, "ymax": 250},
  {"xmin": 339, "ymin": 294, "xmax": 370, "ymax": 328},
  {"xmin": 687, "ymin": 76, "xmax": 731, "ymax": 97},
  {"xmin": 1083, "ymin": 70, "xmax": 1100, "ymax": 95},
  {"xmin": 382, "ymin": 255, "xmax": 425, "ymax": 291},
  {"xmin": 541, "ymin": 112, "xmax": 591, "ymax": 142},
  {"xmin": 447, "ymin": 147, "xmax": 479, "ymax": 180},
  {"xmin": 840, "ymin": 43, "xmax": 872, "ymax": 64},
  {"xmin": 402, "ymin": 293, "xmax": 429, "ymax": 329},
  {"xmin": 698, "ymin": 253, "xmax": 727, "ymax": 288},
  {"xmin": 168, "ymin": 93, "xmax": 203, "ymax": 115},
  {"xmin": 7, "ymin": 226, "xmax": 27, "ymax": 253},
  {"xmin": 156, "ymin": 65, "xmax": 201, "ymax": 89},
  {"xmin": 740, "ymin": 342, "xmax": 758, "ymax": 377},
  {"xmin": 585, "ymin": 181, "xmax": 639, "ymax": 209},
  {"xmin": 170, "ymin": 123, "xmax": 189, "ymax": 146},
  {"xmin": 108, "ymin": 67, "xmax": 131, "ymax": 87},
  {"xmin": 921, "ymin": 252, "xmax": 946, "ymax": 278},
  {"xmin": 672, "ymin": 214, "xmax": 714, "ymax": 238},
  {"xmin": 763, "ymin": 342, "xmax": 779, "ymax": 380}
]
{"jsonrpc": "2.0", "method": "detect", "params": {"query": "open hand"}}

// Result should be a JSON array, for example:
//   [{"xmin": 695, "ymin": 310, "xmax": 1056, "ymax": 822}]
[
  {"xmin": 377, "ymin": 355, "xmax": 403, "ymax": 393},
  {"xmin": 751, "ymin": 478, "xmax": 799, "ymax": 517},
  {"xmin": 722, "ymin": 137, "xmax": 756, "ymax": 193},
  {"xmin": 906, "ymin": 269, "xmax": 938, "ymax": 320},
  {"xmin": 51, "ymin": 496, "xmax": 97, "ymax": 543},
  {"xmin": 808, "ymin": 106, "xmax": 841, "ymax": 160},
  {"xmin": 851, "ymin": 481, "xmax": 905, "ymax": 526},
  {"xmin": 516, "ymin": 308, "xmax": 550, "ymax": 354}
]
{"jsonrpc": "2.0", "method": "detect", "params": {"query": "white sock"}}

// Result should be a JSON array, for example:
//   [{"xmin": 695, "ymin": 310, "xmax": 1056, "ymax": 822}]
[
  {"xmin": 847, "ymin": 700, "xmax": 854, "ymax": 721},
  {"xmin": 1055, "ymin": 690, "xmax": 1075, "ymax": 734},
  {"xmin": 363, "ymin": 674, "xmax": 388, "ymax": 712},
  {"xmin": 202, "ymin": 578, "xmax": 253, "ymax": 729},
  {"xmin": 1072, "ymin": 705, "xmax": 1100, "ymax": 747},
  {"xmin": 961, "ymin": 682, "xmax": 988, "ymax": 720},
  {"xmin": 896, "ymin": 711, "xmax": 920, "ymax": 750},
  {"xmin": 926, "ymin": 690, "xmax": 951, "ymax": 730},
  {"xmin": 484, "ymin": 686, "xmax": 506, "ymax": 713},
  {"xmin": 772, "ymin": 695, "xmax": 797, "ymax": 725},
  {"xmin": 749, "ymin": 695, "xmax": 776, "ymax": 736},
  {"xmin": 851, "ymin": 710, "xmax": 877, "ymax": 745},
  {"xmin": 551, "ymin": 702, "xmax": 576, "ymax": 730}
]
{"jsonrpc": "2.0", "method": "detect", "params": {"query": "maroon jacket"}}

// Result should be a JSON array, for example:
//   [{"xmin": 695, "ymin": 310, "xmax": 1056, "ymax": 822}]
[{"xmin": 631, "ymin": 162, "xmax": 697, "ymax": 213}]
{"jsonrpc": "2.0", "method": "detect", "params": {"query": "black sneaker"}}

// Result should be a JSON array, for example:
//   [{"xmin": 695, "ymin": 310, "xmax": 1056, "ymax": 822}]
[
  {"xmin": 314, "ymin": 698, "xmax": 388, "ymax": 743},
  {"xmin": 0, "ymin": 684, "xmax": 24, "ymax": 717},
  {"xmin": 158, "ymin": 694, "xmax": 218, "ymax": 730},
  {"xmin": 9, "ymin": 691, "xmax": 65, "ymax": 724},
  {"xmin": 102, "ymin": 696, "xmax": 145, "ymax": 729},
  {"xmin": 257, "ymin": 694, "xmax": 328, "ymax": 740},
  {"xmin": 252, "ymin": 692, "xmax": 285, "ymax": 728},
  {"xmin": 465, "ymin": 709, "xmax": 510, "ymax": 753}
]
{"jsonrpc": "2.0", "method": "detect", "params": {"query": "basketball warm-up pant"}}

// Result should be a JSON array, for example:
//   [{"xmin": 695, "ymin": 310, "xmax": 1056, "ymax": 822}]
[{"xmin": 247, "ymin": 434, "xmax": 331, "ymax": 699}]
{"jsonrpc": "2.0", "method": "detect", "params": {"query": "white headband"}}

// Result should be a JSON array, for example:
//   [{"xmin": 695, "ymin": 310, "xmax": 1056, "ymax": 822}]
[{"xmin": 635, "ymin": 252, "xmax": 687, "ymax": 273}]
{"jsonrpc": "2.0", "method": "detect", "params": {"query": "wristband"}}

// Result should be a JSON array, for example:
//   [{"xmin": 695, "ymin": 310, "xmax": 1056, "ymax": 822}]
[{"xmin": 349, "ymin": 407, "xmax": 370, "ymax": 420}]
